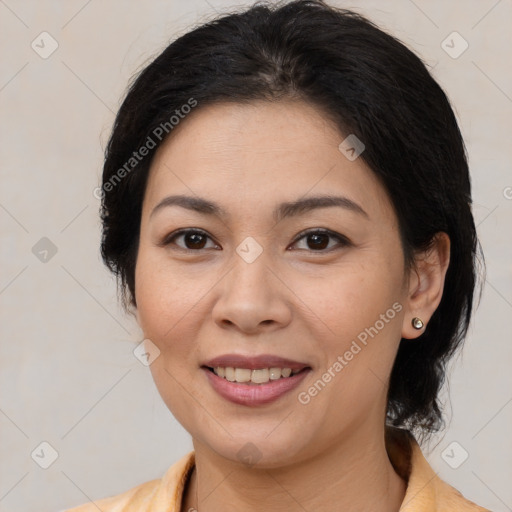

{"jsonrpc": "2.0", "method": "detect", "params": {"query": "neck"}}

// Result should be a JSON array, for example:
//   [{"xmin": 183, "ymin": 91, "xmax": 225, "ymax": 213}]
[{"xmin": 182, "ymin": 424, "xmax": 408, "ymax": 512}]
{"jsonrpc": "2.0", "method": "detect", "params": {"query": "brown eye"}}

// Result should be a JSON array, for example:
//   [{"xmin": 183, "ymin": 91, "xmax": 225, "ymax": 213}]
[
  {"xmin": 306, "ymin": 232, "xmax": 330, "ymax": 250},
  {"xmin": 183, "ymin": 231, "xmax": 208, "ymax": 249},
  {"xmin": 291, "ymin": 229, "xmax": 351, "ymax": 252},
  {"xmin": 162, "ymin": 229, "xmax": 219, "ymax": 251}
]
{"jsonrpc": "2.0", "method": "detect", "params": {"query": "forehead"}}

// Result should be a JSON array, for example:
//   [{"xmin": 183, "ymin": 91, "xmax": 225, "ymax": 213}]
[{"xmin": 143, "ymin": 100, "xmax": 395, "ymax": 224}]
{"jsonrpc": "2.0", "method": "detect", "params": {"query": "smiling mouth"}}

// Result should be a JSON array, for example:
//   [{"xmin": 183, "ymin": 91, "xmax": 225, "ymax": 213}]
[{"xmin": 203, "ymin": 366, "xmax": 309, "ymax": 385}]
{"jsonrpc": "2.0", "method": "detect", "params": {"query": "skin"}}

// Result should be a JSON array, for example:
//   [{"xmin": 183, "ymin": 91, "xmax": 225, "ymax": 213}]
[{"xmin": 134, "ymin": 99, "xmax": 450, "ymax": 512}]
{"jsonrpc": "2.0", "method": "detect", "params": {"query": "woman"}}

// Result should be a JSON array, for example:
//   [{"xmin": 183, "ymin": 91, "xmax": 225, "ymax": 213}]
[{"xmin": 67, "ymin": 1, "xmax": 491, "ymax": 510}]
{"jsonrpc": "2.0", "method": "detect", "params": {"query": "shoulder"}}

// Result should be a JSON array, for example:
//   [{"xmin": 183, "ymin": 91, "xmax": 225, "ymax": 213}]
[
  {"xmin": 65, "ymin": 478, "xmax": 161, "ymax": 512},
  {"xmin": 63, "ymin": 451, "xmax": 195, "ymax": 512},
  {"xmin": 386, "ymin": 427, "xmax": 492, "ymax": 512}
]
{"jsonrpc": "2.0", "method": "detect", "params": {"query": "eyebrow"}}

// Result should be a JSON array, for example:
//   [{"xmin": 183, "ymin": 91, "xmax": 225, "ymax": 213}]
[{"xmin": 149, "ymin": 194, "xmax": 369, "ymax": 221}]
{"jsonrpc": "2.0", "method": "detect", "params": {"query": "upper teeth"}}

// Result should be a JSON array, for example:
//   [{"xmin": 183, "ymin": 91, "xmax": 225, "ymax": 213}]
[{"xmin": 213, "ymin": 367, "xmax": 300, "ymax": 384}]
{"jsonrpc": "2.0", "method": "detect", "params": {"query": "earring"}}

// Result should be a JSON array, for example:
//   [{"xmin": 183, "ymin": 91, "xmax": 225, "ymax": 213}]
[{"xmin": 412, "ymin": 317, "xmax": 424, "ymax": 330}]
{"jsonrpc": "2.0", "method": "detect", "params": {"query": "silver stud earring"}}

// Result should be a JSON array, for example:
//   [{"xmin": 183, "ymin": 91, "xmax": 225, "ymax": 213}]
[{"xmin": 412, "ymin": 317, "xmax": 424, "ymax": 330}]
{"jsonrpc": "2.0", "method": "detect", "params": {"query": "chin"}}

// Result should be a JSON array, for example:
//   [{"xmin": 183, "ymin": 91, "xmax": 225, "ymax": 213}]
[{"xmin": 197, "ymin": 429, "xmax": 315, "ymax": 469}]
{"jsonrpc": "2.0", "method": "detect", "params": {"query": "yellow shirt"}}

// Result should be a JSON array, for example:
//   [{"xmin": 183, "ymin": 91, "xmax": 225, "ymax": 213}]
[{"xmin": 65, "ymin": 428, "xmax": 491, "ymax": 511}]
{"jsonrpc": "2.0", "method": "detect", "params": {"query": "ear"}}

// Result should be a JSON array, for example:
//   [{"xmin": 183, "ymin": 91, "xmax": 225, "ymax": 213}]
[{"xmin": 401, "ymin": 232, "xmax": 450, "ymax": 339}]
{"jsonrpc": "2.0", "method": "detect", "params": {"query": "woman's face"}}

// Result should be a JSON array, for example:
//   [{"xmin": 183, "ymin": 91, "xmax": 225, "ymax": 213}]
[{"xmin": 134, "ymin": 100, "xmax": 411, "ymax": 467}]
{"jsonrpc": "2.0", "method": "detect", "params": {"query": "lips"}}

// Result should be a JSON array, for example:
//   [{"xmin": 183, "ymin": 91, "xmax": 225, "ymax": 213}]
[
  {"xmin": 201, "ymin": 353, "xmax": 311, "ymax": 406},
  {"xmin": 202, "ymin": 354, "xmax": 310, "ymax": 371}
]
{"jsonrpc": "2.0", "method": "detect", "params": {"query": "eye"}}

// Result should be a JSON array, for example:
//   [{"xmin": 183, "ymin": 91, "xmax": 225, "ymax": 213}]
[
  {"xmin": 290, "ymin": 229, "xmax": 351, "ymax": 252},
  {"xmin": 160, "ymin": 228, "xmax": 350, "ymax": 253},
  {"xmin": 160, "ymin": 229, "xmax": 219, "ymax": 251}
]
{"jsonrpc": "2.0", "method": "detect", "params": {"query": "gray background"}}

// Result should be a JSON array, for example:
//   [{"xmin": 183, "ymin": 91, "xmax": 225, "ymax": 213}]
[{"xmin": 0, "ymin": 1, "xmax": 511, "ymax": 511}]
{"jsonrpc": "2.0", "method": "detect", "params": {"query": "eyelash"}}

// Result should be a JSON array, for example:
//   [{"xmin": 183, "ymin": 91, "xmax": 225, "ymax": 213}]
[{"xmin": 160, "ymin": 228, "xmax": 351, "ymax": 253}]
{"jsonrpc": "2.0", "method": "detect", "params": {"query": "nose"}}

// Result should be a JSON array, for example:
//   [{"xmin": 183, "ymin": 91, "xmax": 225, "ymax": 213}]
[{"xmin": 211, "ymin": 250, "xmax": 292, "ymax": 334}]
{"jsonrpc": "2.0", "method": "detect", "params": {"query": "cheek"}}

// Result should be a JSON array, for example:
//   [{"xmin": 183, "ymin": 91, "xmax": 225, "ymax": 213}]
[
  {"xmin": 135, "ymin": 242, "xmax": 206, "ymax": 332},
  {"xmin": 134, "ymin": 253, "xmax": 209, "ymax": 426},
  {"xmin": 293, "ymin": 257, "xmax": 402, "ymax": 338},
  {"xmin": 290, "ymin": 254, "xmax": 404, "ymax": 400},
  {"xmin": 134, "ymin": 249, "xmax": 194, "ymax": 355},
  {"xmin": 133, "ymin": 247, "xmax": 227, "ymax": 394}
]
